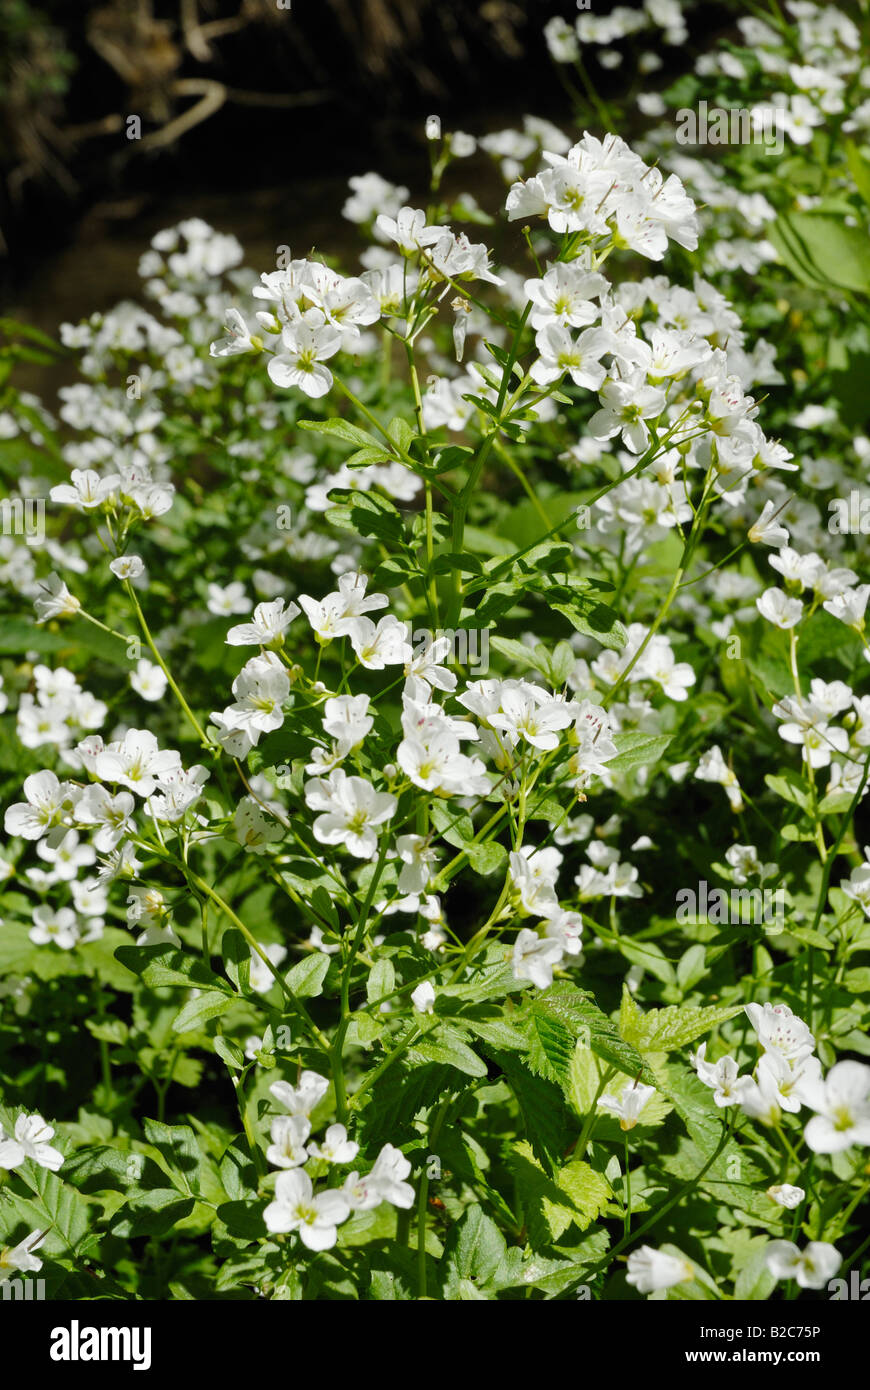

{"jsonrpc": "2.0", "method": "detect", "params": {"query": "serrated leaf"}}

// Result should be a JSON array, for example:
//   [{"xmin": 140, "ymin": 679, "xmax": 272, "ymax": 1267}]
[
  {"xmin": 619, "ymin": 989, "xmax": 743, "ymax": 1054},
  {"xmin": 529, "ymin": 985, "xmax": 653, "ymax": 1083}
]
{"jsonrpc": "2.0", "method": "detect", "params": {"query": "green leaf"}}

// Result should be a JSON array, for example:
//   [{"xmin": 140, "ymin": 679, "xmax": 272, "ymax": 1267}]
[
  {"xmin": 765, "ymin": 771, "xmax": 814, "ymax": 814},
  {"xmin": 607, "ymin": 732, "xmax": 672, "ymax": 775},
  {"xmin": 465, "ymin": 840, "xmax": 507, "ymax": 875},
  {"xmin": 172, "ymin": 989, "xmax": 234, "ymax": 1033},
  {"xmin": 616, "ymin": 938, "xmax": 676, "ymax": 985},
  {"xmin": 768, "ymin": 212, "xmax": 870, "ymax": 295},
  {"xmin": 493, "ymin": 1050, "xmax": 571, "ymax": 1172},
  {"xmin": 285, "ymin": 953, "xmax": 330, "ymax": 999},
  {"xmin": 3, "ymin": 1166, "xmax": 91, "ymax": 1255},
  {"xmin": 110, "ymin": 1190, "xmax": 196, "ymax": 1238},
  {"xmin": 441, "ymin": 1204, "xmax": 507, "ymax": 1300},
  {"xmin": 297, "ymin": 417, "xmax": 380, "ymax": 448},
  {"xmin": 550, "ymin": 596, "xmax": 627, "ymax": 651},
  {"xmin": 619, "ymin": 988, "xmax": 743, "ymax": 1055},
  {"xmin": 845, "ymin": 140, "xmax": 870, "ymax": 209},
  {"xmin": 142, "ymin": 1119, "xmax": 204, "ymax": 1196},
  {"xmin": 115, "ymin": 945, "xmax": 229, "ymax": 993},
  {"xmin": 366, "ymin": 958, "xmax": 395, "ymax": 1004},
  {"xmin": 213, "ymin": 1036, "xmax": 247, "ymax": 1070},
  {"xmin": 411, "ymin": 1025, "xmax": 487, "ymax": 1077},
  {"xmin": 528, "ymin": 985, "xmax": 654, "ymax": 1083},
  {"xmin": 556, "ymin": 1160, "xmax": 611, "ymax": 1231}
]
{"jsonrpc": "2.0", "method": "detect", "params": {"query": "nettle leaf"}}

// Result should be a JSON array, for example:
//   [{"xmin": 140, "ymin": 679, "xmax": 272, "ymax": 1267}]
[
  {"xmin": 528, "ymin": 985, "xmax": 654, "ymax": 1084},
  {"xmin": 607, "ymin": 731, "xmax": 672, "ymax": 775},
  {"xmin": 509, "ymin": 1141, "xmax": 604, "ymax": 1245},
  {"xmin": 462, "ymin": 1012, "xmax": 528, "ymax": 1053},
  {"xmin": 441, "ymin": 1204, "xmax": 508, "ymax": 1300},
  {"xmin": 556, "ymin": 1160, "xmax": 611, "ymax": 1231},
  {"xmin": 493, "ymin": 1049, "xmax": 570, "ymax": 1172},
  {"xmin": 619, "ymin": 987, "xmax": 743, "ymax": 1055},
  {"xmin": 62, "ymin": 1146, "xmax": 168, "ymax": 1197},
  {"xmin": 355, "ymin": 1062, "xmax": 464, "ymax": 1148},
  {"xmin": 4, "ymin": 1165, "xmax": 91, "ymax": 1255}
]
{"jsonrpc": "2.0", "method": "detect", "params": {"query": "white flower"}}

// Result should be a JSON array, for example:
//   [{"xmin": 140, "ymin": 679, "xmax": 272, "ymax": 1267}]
[
  {"xmin": 267, "ymin": 317, "xmax": 341, "ymax": 398},
  {"xmin": 366, "ymin": 1143, "xmax": 415, "ymax": 1208},
  {"xmin": 800, "ymin": 1060, "xmax": 870, "ymax": 1154},
  {"xmin": 206, "ymin": 581, "xmax": 251, "ymax": 617},
  {"xmin": 626, "ymin": 1245, "xmax": 693, "ymax": 1294},
  {"xmin": 28, "ymin": 907, "xmax": 79, "ymax": 950},
  {"xmin": 748, "ymin": 500, "xmax": 789, "ymax": 548},
  {"xmin": 225, "ymin": 598, "xmax": 300, "ymax": 647},
  {"xmin": 209, "ymin": 307, "xmax": 256, "ymax": 358},
  {"xmin": 767, "ymin": 1184, "xmax": 805, "ymax": 1209},
  {"xmin": 263, "ymin": 1169, "xmax": 350, "ymax": 1249},
  {"xmin": 690, "ymin": 1042, "xmax": 742, "ymax": 1106},
  {"xmin": 304, "ymin": 769, "xmax": 396, "ymax": 859},
  {"xmin": 0, "ymin": 1113, "xmax": 65, "ymax": 1172},
  {"xmin": 74, "ymin": 785, "xmax": 135, "ymax": 852},
  {"xmin": 0, "ymin": 1228, "xmax": 46, "ymax": 1281},
  {"xmin": 597, "ymin": 1080, "xmax": 656, "ymax": 1130},
  {"xmin": 4, "ymin": 770, "xmax": 73, "ymax": 841},
  {"xmin": 411, "ymin": 981, "xmax": 436, "ymax": 1014},
  {"xmin": 129, "ymin": 658, "xmax": 168, "ymax": 702},
  {"xmin": 49, "ymin": 468, "xmax": 118, "ymax": 510},
  {"xmin": 109, "ymin": 555, "xmax": 144, "ymax": 580},
  {"xmin": 694, "ymin": 745, "xmax": 743, "ymax": 813},
  {"xmin": 96, "ymin": 729, "xmax": 182, "ymax": 797},
  {"xmin": 512, "ymin": 928, "xmax": 564, "ymax": 989},
  {"xmin": 765, "ymin": 1240, "xmax": 841, "ymax": 1289},
  {"xmin": 756, "ymin": 587, "xmax": 803, "ymax": 629},
  {"xmin": 308, "ymin": 1124, "xmax": 359, "ymax": 1165},
  {"xmin": 34, "ymin": 573, "xmax": 80, "ymax": 623},
  {"xmin": 375, "ymin": 207, "xmax": 449, "ymax": 256},
  {"xmin": 744, "ymin": 1002, "xmax": 815, "ymax": 1062},
  {"xmin": 265, "ymin": 1115, "xmax": 311, "ymax": 1169},
  {"xmin": 270, "ymin": 1070, "xmax": 329, "ymax": 1118},
  {"xmin": 395, "ymin": 834, "xmax": 439, "ymax": 894},
  {"xmin": 589, "ymin": 376, "xmax": 666, "ymax": 454},
  {"xmin": 232, "ymin": 797, "xmax": 283, "ymax": 854}
]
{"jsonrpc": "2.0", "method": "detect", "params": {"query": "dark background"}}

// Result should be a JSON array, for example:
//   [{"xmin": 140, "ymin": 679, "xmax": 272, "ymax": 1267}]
[{"xmin": 0, "ymin": 0, "xmax": 736, "ymax": 325}]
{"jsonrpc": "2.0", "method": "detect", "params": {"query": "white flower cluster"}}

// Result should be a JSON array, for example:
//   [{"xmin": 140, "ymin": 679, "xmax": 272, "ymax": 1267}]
[{"xmin": 262, "ymin": 1071, "xmax": 412, "ymax": 1250}]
